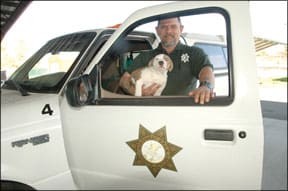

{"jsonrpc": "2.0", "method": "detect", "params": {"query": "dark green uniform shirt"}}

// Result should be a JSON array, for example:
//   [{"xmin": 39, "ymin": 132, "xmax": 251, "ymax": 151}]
[{"xmin": 127, "ymin": 42, "xmax": 213, "ymax": 95}]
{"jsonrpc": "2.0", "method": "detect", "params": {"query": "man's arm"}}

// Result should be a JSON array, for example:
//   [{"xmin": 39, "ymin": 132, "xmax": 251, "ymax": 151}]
[
  {"xmin": 189, "ymin": 66, "xmax": 215, "ymax": 104},
  {"xmin": 198, "ymin": 66, "xmax": 215, "ymax": 87}
]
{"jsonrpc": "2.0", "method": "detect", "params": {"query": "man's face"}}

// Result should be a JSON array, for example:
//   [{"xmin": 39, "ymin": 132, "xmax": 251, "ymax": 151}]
[{"xmin": 156, "ymin": 18, "xmax": 184, "ymax": 48}]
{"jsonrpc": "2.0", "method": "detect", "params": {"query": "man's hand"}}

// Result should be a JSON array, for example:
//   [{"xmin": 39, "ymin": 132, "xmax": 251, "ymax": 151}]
[
  {"xmin": 142, "ymin": 83, "xmax": 161, "ymax": 96},
  {"xmin": 188, "ymin": 86, "xmax": 215, "ymax": 104},
  {"xmin": 190, "ymin": 66, "xmax": 215, "ymax": 104}
]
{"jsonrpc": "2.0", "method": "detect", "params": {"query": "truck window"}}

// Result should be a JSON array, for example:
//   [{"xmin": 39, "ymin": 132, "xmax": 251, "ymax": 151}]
[
  {"xmin": 28, "ymin": 51, "xmax": 79, "ymax": 79},
  {"xmin": 193, "ymin": 43, "xmax": 229, "ymax": 96},
  {"xmin": 96, "ymin": 8, "xmax": 232, "ymax": 105},
  {"xmin": 194, "ymin": 43, "xmax": 227, "ymax": 69},
  {"xmin": 3, "ymin": 32, "xmax": 96, "ymax": 93},
  {"xmin": 101, "ymin": 32, "xmax": 156, "ymax": 94}
]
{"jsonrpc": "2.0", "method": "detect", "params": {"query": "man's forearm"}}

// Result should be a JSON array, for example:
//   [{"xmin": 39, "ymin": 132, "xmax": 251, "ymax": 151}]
[{"xmin": 198, "ymin": 66, "xmax": 215, "ymax": 86}]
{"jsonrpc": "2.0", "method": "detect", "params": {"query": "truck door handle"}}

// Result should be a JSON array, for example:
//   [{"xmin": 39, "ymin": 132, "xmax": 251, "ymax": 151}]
[{"xmin": 204, "ymin": 129, "xmax": 234, "ymax": 141}]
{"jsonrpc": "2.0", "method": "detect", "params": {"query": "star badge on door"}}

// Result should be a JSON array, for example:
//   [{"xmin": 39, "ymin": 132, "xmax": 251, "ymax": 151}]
[{"xmin": 126, "ymin": 124, "xmax": 182, "ymax": 177}]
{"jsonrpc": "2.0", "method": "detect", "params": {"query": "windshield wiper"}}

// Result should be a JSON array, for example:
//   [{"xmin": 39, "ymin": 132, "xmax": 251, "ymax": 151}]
[{"xmin": 5, "ymin": 79, "xmax": 29, "ymax": 96}]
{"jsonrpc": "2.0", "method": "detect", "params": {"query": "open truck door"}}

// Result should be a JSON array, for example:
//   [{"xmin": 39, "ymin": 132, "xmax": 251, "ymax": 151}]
[{"xmin": 60, "ymin": 1, "xmax": 263, "ymax": 189}]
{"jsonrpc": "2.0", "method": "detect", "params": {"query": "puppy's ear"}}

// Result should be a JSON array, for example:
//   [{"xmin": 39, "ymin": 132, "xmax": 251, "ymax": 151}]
[
  {"xmin": 167, "ymin": 57, "xmax": 174, "ymax": 72},
  {"xmin": 148, "ymin": 57, "xmax": 155, "ymax": 67}
]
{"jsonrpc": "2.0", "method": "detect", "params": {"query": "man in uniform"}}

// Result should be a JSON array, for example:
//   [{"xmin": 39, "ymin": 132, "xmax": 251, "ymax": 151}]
[{"xmin": 119, "ymin": 17, "xmax": 215, "ymax": 104}]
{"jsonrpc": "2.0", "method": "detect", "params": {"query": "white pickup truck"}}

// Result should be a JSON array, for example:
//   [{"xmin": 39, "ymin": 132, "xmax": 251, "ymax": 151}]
[{"xmin": 1, "ymin": 1, "xmax": 264, "ymax": 190}]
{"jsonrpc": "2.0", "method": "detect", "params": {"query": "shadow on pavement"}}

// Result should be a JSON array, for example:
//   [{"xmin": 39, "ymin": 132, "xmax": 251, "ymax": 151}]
[{"xmin": 260, "ymin": 100, "xmax": 287, "ymax": 120}]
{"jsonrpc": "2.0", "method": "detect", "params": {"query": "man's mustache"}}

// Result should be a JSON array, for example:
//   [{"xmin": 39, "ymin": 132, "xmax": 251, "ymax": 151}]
[{"xmin": 164, "ymin": 34, "xmax": 176, "ymax": 38}]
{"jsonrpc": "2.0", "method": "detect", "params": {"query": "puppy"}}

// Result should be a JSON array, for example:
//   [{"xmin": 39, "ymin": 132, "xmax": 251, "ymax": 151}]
[{"xmin": 124, "ymin": 54, "xmax": 173, "ymax": 96}]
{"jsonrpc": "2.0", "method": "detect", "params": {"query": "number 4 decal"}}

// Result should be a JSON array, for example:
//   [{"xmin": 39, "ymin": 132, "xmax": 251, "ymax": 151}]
[{"xmin": 42, "ymin": 104, "xmax": 54, "ymax": 116}]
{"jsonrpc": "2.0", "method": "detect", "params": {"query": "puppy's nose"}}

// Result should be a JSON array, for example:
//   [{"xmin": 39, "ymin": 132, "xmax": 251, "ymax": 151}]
[{"xmin": 158, "ymin": 61, "xmax": 164, "ymax": 65}]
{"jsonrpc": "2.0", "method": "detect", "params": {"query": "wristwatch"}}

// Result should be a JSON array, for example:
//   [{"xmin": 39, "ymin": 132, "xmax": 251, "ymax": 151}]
[{"xmin": 199, "ymin": 80, "xmax": 213, "ymax": 90}]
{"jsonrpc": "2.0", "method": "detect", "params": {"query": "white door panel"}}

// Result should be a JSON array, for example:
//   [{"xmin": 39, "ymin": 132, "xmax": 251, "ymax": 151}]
[
  {"xmin": 60, "ymin": 102, "xmax": 263, "ymax": 189},
  {"xmin": 60, "ymin": 1, "xmax": 263, "ymax": 189}
]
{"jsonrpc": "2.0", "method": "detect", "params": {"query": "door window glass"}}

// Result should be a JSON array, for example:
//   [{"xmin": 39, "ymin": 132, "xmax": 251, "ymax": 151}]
[
  {"xmin": 96, "ymin": 8, "xmax": 232, "ymax": 105},
  {"xmin": 4, "ymin": 32, "xmax": 96, "ymax": 93}
]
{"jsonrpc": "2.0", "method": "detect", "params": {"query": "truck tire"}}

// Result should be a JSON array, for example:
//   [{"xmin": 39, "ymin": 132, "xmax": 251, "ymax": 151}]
[{"xmin": 1, "ymin": 180, "xmax": 35, "ymax": 190}]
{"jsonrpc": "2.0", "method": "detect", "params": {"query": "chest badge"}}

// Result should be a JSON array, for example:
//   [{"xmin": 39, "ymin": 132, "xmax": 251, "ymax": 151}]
[
  {"xmin": 126, "ymin": 124, "xmax": 182, "ymax": 177},
  {"xmin": 181, "ymin": 53, "xmax": 190, "ymax": 63}
]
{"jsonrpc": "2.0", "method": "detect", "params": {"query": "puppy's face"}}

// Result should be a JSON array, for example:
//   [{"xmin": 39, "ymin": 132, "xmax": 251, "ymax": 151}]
[{"xmin": 148, "ymin": 54, "xmax": 173, "ymax": 72}]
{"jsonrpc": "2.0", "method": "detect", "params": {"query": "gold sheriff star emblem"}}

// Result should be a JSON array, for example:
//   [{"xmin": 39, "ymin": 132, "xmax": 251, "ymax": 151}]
[{"xmin": 126, "ymin": 124, "xmax": 182, "ymax": 177}]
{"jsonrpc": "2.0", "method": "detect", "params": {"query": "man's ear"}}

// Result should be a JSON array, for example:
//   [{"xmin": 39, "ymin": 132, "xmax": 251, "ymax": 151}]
[
  {"xmin": 180, "ymin": 25, "xmax": 184, "ymax": 33},
  {"xmin": 156, "ymin": 26, "xmax": 161, "ymax": 37}
]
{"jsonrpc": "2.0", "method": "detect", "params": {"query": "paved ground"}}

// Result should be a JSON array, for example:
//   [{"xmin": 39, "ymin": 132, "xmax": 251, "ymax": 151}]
[
  {"xmin": 261, "ymin": 101, "xmax": 287, "ymax": 120},
  {"xmin": 262, "ymin": 117, "xmax": 287, "ymax": 190},
  {"xmin": 260, "ymin": 86, "xmax": 287, "ymax": 190}
]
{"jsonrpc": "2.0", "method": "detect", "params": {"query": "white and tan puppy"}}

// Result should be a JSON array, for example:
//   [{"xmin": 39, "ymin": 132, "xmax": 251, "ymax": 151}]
[{"xmin": 128, "ymin": 54, "xmax": 173, "ymax": 96}]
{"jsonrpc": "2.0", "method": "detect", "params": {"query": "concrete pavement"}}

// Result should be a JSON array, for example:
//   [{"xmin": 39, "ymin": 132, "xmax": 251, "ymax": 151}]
[
  {"xmin": 260, "ymin": 84, "xmax": 287, "ymax": 190},
  {"xmin": 261, "ymin": 117, "xmax": 287, "ymax": 190},
  {"xmin": 261, "ymin": 101, "xmax": 287, "ymax": 120}
]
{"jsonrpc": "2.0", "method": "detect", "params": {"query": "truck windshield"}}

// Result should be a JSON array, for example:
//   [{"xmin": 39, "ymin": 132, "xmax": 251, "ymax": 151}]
[{"xmin": 2, "ymin": 32, "xmax": 96, "ymax": 93}]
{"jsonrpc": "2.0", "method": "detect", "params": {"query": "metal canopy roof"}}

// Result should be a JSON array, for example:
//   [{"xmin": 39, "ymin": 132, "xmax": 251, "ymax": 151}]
[
  {"xmin": 0, "ymin": 1, "xmax": 286, "ymax": 51},
  {"xmin": 1, "ymin": 0, "xmax": 32, "ymax": 41},
  {"xmin": 254, "ymin": 37, "xmax": 285, "ymax": 52}
]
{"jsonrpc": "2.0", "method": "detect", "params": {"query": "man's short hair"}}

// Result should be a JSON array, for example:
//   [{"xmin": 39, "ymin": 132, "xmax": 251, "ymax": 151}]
[{"xmin": 157, "ymin": 16, "xmax": 182, "ymax": 26}]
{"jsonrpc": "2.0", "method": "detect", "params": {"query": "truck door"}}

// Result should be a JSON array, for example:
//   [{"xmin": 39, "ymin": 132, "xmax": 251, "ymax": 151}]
[{"xmin": 60, "ymin": 1, "xmax": 264, "ymax": 189}]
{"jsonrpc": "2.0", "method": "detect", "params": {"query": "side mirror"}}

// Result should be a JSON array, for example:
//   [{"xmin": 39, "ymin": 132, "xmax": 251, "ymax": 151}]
[{"xmin": 65, "ymin": 74, "xmax": 94, "ymax": 107}]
